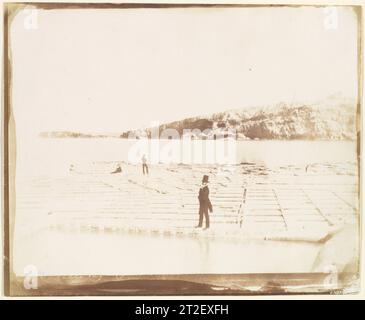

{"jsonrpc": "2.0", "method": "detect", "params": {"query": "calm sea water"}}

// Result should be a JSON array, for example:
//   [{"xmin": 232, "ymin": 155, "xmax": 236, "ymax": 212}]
[{"xmin": 14, "ymin": 228, "xmax": 319, "ymax": 276}]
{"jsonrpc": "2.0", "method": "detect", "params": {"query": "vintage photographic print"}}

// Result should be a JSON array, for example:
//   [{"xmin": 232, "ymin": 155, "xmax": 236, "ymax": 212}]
[{"xmin": 2, "ymin": 2, "xmax": 362, "ymax": 296}]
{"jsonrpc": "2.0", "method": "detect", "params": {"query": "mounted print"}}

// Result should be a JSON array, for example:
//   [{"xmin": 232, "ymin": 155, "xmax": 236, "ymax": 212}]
[{"xmin": 2, "ymin": 2, "xmax": 362, "ymax": 296}]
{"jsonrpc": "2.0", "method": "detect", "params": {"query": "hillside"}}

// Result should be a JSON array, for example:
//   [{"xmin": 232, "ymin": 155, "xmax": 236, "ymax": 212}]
[
  {"xmin": 40, "ymin": 96, "xmax": 357, "ymax": 140},
  {"xmin": 121, "ymin": 98, "xmax": 357, "ymax": 140}
]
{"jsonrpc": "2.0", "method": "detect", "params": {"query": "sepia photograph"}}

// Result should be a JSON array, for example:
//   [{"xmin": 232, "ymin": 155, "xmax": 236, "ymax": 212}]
[{"xmin": 2, "ymin": 2, "xmax": 362, "ymax": 297}]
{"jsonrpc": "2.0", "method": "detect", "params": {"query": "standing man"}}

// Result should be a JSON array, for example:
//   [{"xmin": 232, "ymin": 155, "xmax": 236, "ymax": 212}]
[
  {"xmin": 196, "ymin": 175, "xmax": 213, "ymax": 230},
  {"xmin": 142, "ymin": 154, "xmax": 149, "ymax": 175}
]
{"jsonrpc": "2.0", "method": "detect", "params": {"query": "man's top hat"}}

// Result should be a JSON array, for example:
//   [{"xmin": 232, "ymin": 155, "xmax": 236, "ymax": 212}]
[{"xmin": 202, "ymin": 175, "xmax": 209, "ymax": 183}]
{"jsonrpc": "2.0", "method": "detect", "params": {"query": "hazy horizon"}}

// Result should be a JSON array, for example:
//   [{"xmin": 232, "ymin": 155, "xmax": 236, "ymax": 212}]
[{"xmin": 39, "ymin": 91, "xmax": 357, "ymax": 135}]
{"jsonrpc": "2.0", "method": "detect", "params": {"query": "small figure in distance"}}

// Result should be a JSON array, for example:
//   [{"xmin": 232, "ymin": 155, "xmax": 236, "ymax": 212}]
[
  {"xmin": 142, "ymin": 154, "xmax": 149, "ymax": 175},
  {"xmin": 111, "ymin": 164, "xmax": 122, "ymax": 174}
]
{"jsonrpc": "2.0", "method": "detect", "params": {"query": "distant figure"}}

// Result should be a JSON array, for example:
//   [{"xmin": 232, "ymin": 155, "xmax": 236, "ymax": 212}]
[
  {"xmin": 142, "ymin": 154, "xmax": 149, "ymax": 175},
  {"xmin": 111, "ymin": 164, "xmax": 122, "ymax": 174},
  {"xmin": 196, "ymin": 175, "xmax": 213, "ymax": 230}
]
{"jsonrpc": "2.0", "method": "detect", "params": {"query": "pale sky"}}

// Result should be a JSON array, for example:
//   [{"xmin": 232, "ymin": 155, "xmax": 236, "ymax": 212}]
[{"xmin": 10, "ymin": 6, "xmax": 358, "ymax": 135}]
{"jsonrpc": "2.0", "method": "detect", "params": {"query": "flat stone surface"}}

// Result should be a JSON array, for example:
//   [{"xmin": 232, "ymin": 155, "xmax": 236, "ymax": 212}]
[{"xmin": 15, "ymin": 161, "xmax": 359, "ymax": 242}]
